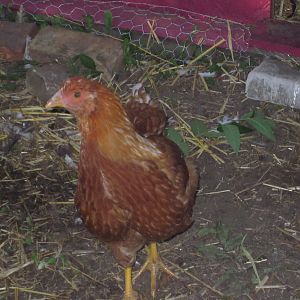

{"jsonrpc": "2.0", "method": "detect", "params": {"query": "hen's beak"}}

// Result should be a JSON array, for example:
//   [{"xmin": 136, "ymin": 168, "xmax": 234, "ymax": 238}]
[{"xmin": 46, "ymin": 89, "xmax": 64, "ymax": 109}]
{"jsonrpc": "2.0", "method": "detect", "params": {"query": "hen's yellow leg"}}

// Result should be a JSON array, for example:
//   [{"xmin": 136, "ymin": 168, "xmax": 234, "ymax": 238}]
[
  {"xmin": 134, "ymin": 243, "xmax": 178, "ymax": 299},
  {"xmin": 123, "ymin": 267, "xmax": 138, "ymax": 300}
]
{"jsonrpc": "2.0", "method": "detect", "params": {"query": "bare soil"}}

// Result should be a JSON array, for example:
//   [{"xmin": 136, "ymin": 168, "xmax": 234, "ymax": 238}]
[{"xmin": 0, "ymin": 57, "xmax": 300, "ymax": 300}]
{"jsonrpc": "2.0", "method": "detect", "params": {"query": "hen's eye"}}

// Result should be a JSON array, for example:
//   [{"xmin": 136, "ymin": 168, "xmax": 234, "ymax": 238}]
[{"xmin": 74, "ymin": 91, "xmax": 81, "ymax": 98}]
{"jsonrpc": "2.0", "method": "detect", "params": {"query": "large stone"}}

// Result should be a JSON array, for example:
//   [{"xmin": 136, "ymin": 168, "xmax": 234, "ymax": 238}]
[
  {"xmin": 26, "ymin": 63, "xmax": 69, "ymax": 103},
  {"xmin": 29, "ymin": 27, "xmax": 123, "ymax": 80},
  {"xmin": 246, "ymin": 57, "xmax": 300, "ymax": 109},
  {"xmin": 0, "ymin": 21, "xmax": 39, "ymax": 61}
]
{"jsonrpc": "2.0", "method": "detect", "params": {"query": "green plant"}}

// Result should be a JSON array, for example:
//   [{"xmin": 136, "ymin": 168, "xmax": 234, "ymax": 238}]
[
  {"xmin": 20, "ymin": 216, "xmax": 34, "ymax": 246},
  {"xmin": 84, "ymin": 15, "xmax": 94, "ymax": 32},
  {"xmin": 103, "ymin": 10, "xmax": 113, "ymax": 34},
  {"xmin": 0, "ymin": 82, "xmax": 17, "ymax": 91},
  {"xmin": 0, "ymin": 61, "xmax": 28, "ymax": 91},
  {"xmin": 240, "ymin": 110, "xmax": 275, "ymax": 140},
  {"xmin": 165, "ymin": 110, "xmax": 276, "ymax": 156},
  {"xmin": 122, "ymin": 36, "xmax": 137, "ymax": 66},
  {"xmin": 32, "ymin": 14, "xmax": 85, "ymax": 31},
  {"xmin": 198, "ymin": 222, "xmax": 244, "ymax": 258},
  {"xmin": 23, "ymin": 235, "xmax": 33, "ymax": 245},
  {"xmin": 32, "ymin": 253, "xmax": 68, "ymax": 270},
  {"xmin": 32, "ymin": 254, "xmax": 56, "ymax": 270},
  {"xmin": 67, "ymin": 54, "xmax": 102, "ymax": 78},
  {"xmin": 0, "ymin": 205, "xmax": 9, "ymax": 213},
  {"xmin": 209, "ymin": 62, "xmax": 223, "ymax": 75},
  {"xmin": 6, "ymin": 5, "xmax": 17, "ymax": 22},
  {"xmin": 165, "ymin": 127, "xmax": 190, "ymax": 156},
  {"xmin": 219, "ymin": 110, "xmax": 275, "ymax": 153}
]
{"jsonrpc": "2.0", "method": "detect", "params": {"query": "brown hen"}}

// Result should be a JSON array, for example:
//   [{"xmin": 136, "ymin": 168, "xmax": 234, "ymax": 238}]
[{"xmin": 46, "ymin": 77, "xmax": 198, "ymax": 299}]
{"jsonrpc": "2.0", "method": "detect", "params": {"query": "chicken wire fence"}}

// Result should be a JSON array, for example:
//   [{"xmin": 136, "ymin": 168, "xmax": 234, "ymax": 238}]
[{"xmin": 2, "ymin": 0, "xmax": 252, "ymax": 62}]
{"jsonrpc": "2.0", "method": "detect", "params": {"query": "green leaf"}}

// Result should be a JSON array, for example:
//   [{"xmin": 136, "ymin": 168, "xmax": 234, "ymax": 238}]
[
  {"xmin": 253, "ymin": 111, "xmax": 276, "ymax": 129},
  {"xmin": 240, "ymin": 110, "xmax": 276, "ymax": 141},
  {"xmin": 235, "ymin": 123, "xmax": 253, "ymax": 134},
  {"xmin": 77, "ymin": 54, "xmax": 96, "ymax": 70},
  {"xmin": 0, "ymin": 74, "xmax": 20, "ymax": 81},
  {"xmin": 0, "ymin": 206, "xmax": 8, "ymax": 213},
  {"xmin": 221, "ymin": 124, "xmax": 240, "ymax": 153},
  {"xmin": 246, "ymin": 118, "xmax": 275, "ymax": 141},
  {"xmin": 224, "ymin": 234, "xmax": 244, "ymax": 251},
  {"xmin": 104, "ymin": 10, "xmax": 113, "ymax": 34},
  {"xmin": 60, "ymin": 255, "xmax": 68, "ymax": 267},
  {"xmin": 24, "ymin": 59, "xmax": 40, "ymax": 66},
  {"xmin": 215, "ymin": 222, "xmax": 229, "ymax": 246},
  {"xmin": 68, "ymin": 54, "xmax": 102, "ymax": 77},
  {"xmin": 198, "ymin": 226, "xmax": 216, "ymax": 238},
  {"xmin": 123, "ymin": 38, "xmax": 136, "ymax": 66},
  {"xmin": 198, "ymin": 245, "xmax": 228, "ymax": 258},
  {"xmin": 32, "ymin": 14, "xmax": 48, "ymax": 26},
  {"xmin": 7, "ymin": 9, "xmax": 17, "ymax": 22},
  {"xmin": 165, "ymin": 127, "xmax": 189, "ymax": 156},
  {"xmin": 190, "ymin": 119, "xmax": 224, "ymax": 138},
  {"xmin": 0, "ymin": 82, "xmax": 17, "ymax": 91},
  {"xmin": 203, "ymin": 130, "xmax": 223, "ymax": 138},
  {"xmin": 50, "ymin": 15, "xmax": 66, "ymax": 26},
  {"xmin": 209, "ymin": 62, "xmax": 222, "ymax": 74},
  {"xmin": 253, "ymin": 110, "xmax": 265, "ymax": 119},
  {"xmin": 46, "ymin": 257, "xmax": 57, "ymax": 265},
  {"xmin": 26, "ymin": 216, "xmax": 33, "ymax": 225},
  {"xmin": 204, "ymin": 77, "xmax": 215, "ymax": 88},
  {"xmin": 31, "ymin": 253, "xmax": 39, "ymax": 264},
  {"xmin": 84, "ymin": 15, "xmax": 94, "ymax": 32},
  {"xmin": 23, "ymin": 236, "xmax": 33, "ymax": 246},
  {"xmin": 217, "ymin": 122, "xmax": 253, "ymax": 134},
  {"xmin": 189, "ymin": 119, "xmax": 209, "ymax": 136},
  {"xmin": 240, "ymin": 111, "xmax": 254, "ymax": 120},
  {"xmin": 239, "ymin": 61, "xmax": 250, "ymax": 70},
  {"xmin": 241, "ymin": 240, "xmax": 262, "ymax": 286}
]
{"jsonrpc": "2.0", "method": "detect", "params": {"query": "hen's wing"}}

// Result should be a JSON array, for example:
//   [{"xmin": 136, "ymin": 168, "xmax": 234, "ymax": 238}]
[
  {"xmin": 122, "ymin": 84, "xmax": 198, "ymax": 240},
  {"xmin": 96, "ymin": 134, "xmax": 198, "ymax": 242},
  {"xmin": 125, "ymin": 83, "xmax": 166, "ymax": 137}
]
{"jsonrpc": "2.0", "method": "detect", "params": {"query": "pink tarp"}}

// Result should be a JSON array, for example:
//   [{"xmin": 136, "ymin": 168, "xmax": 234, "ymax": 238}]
[
  {"xmin": 124, "ymin": 0, "xmax": 271, "ymax": 24},
  {"xmin": 0, "ymin": 0, "xmax": 299, "ymax": 57},
  {"xmin": 0, "ymin": 0, "xmax": 271, "ymax": 24}
]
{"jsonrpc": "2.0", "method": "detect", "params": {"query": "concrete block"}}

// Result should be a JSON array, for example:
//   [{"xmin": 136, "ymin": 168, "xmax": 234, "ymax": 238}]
[
  {"xmin": 246, "ymin": 57, "xmax": 300, "ymax": 109},
  {"xmin": 0, "ymin": 21, "xmax": 39, "ymax": 61},
  {"xmin": 26, "ymin": 63, "xmax": 69, "ymax": 103},
  {"xmin": 30, "ymin": 27, "xmax": 123, "ymax": 80}
]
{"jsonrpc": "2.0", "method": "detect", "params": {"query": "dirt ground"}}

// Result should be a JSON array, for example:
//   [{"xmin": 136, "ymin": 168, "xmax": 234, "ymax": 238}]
[{"xmin": 0, "ymin": 55, "xmax": 300, "ymax": 300}]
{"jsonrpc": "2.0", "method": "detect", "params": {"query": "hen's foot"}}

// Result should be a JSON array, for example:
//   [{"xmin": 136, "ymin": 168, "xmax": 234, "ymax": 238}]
[
  {"xmin": 133, "ymin": 243, "xmax": 178, "ymax": 299},
  {"xmin": 123, "ymin": 266, "xmax": 139, "ymax": 300}
]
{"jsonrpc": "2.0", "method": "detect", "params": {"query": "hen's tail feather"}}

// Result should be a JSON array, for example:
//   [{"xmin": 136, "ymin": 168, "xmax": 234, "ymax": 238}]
[
  {"xmin": 130, "ymin": 83, "xmax": 151, "ymax": 104},
  {"xmin": 125, "ymin": 84, "xmax": 167, "ymax": 137}
]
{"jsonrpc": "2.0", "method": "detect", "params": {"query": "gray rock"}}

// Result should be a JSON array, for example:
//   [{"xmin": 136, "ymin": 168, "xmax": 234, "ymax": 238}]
[
  {"xmin": 246, "ymin": 57, "xmax": 300, "ymax": 109},
  {"xmin": 29, "ymin": 26, "xmax": 123, "ymax": 80},
  {"xmin": 0, "ymin": 20, "xmax": 38, "ymax": 61},
  {"xmin": 26, "ymin": 63, "xmax": 69, "ymax": 103}
]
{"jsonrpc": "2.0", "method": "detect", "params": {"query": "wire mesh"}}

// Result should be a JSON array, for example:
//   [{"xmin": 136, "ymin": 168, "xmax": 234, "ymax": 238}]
[{"xmin": 1, "ymin": 0, "xmax": 252, "ymax": 61}]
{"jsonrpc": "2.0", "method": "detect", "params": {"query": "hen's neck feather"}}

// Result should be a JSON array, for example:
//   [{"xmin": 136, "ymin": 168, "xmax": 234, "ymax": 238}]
[{"xmin": 77, "ymin": 88, "xmax": 161, "ymax": 162}]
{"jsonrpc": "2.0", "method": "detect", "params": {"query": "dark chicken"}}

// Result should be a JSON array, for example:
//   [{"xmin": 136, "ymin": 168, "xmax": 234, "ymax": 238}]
[{"xmin": 46, "ymin": 77, "xmax": 198, "ymax": 299}]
